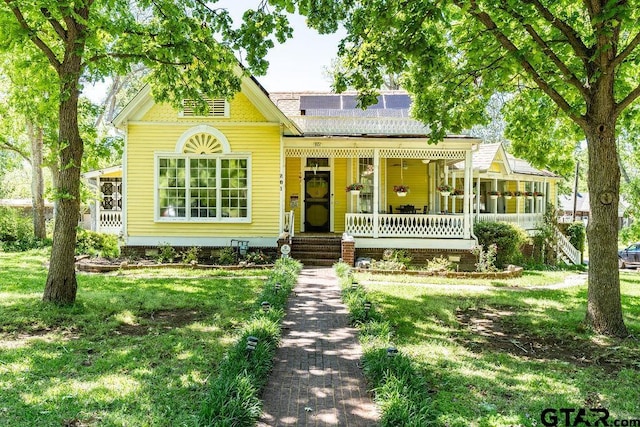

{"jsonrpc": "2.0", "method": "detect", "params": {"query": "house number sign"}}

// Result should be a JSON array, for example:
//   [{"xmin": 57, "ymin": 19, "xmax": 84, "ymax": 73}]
[{"xmin": 280, "ymin": 244, "xmax": 291, "ymax": 257}]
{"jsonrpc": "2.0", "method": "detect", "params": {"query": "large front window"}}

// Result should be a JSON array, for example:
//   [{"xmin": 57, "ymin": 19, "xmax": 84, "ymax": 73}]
[{"xmin": 157, "ymin": 155, "xmax": 249, "ymax": 221}]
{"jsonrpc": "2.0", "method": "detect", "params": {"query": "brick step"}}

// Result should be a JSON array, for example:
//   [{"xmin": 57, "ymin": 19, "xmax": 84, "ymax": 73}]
[
  {"xmin": 291, "ymin": 250, "xmax": 341, "ymax": 260},
  {"xmin": 293, "ymin": 258, "xmax": 339, "ymax": 267},
  {"xmin": 291, "ymin": 244, "xmax": 341, "ymax": 252},
  {"xmin": 291, "ymin": 239, "xmax": 342, "ymax": 247}
]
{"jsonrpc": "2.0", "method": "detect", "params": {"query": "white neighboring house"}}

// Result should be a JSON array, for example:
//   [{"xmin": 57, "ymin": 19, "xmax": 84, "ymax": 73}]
[
  {"xmin": 558, "ymin": 193, "xmax": 631, "ymax": 229},
  {"xmin": 82, "ymin": 165, "xmax": 123, "ymax": 235}
]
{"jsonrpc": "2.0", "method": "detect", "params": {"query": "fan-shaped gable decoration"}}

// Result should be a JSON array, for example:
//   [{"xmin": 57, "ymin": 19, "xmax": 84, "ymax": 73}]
[{"xmin": 175, "ymin": 125, "xmax": 231, "ymax": 154}]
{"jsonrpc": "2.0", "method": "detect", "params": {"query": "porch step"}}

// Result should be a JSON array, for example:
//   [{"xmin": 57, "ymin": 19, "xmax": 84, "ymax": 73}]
[{"xmin": 290, "ymin": 236, "xmax": 342, "ymax": 267}]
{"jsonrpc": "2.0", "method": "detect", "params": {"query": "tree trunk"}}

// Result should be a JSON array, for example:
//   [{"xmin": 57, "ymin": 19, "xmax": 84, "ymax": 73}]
[
  {"xmin": 583, "ymin": 99, "xmax": 627, "ymax": 336},
  {"xmin": 43, "ymin": 71, "xmax": 84, "ymax": 304},
  {"xmin": 28, "ymin": 123, "xmax": 47, "ymax": 240}
]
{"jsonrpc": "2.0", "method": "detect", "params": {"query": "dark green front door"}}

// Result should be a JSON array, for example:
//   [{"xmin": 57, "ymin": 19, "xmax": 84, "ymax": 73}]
[{"xmin": 304, "ymin": 171, "xmax": 330, "ymax": 232}]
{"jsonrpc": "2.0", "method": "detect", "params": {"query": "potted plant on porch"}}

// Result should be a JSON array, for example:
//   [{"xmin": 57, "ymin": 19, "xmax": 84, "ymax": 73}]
[
  {"xmin": 438, "ymin": 184, "xmax": 453, "ymax": 197},
  {"xmin": 346, "ymin": 183, "xmax": 364, "ymax": 195},
  {"xmin": 503, "ymin": 190, "xmax": 514, "ymax": 200},
  {"xmin": 534, "ymin": 191, "xmax": 544, "ymax": 199},
  {"xmin": 488, "ymin": 190, "xmax": 501, "ymax": 199},
  {"xmin": 452, "ymin": 188, "xmax": 464, "ymax": 198},
  {"xmin": 393, "ymin": 185, "xmax": 409, "ymax": 197}
]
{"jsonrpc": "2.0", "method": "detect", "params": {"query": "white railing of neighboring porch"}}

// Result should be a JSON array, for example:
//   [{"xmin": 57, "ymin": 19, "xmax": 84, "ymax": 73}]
[
  {"xmin": 98, "ymin": 210, "xmax": 122, "ymax": 235},
  {"xmin": 283, "ymin": 210, "xmax": 295, "ymax": 237},
  {"xmin": 476, "ymin": 213, "xmax": 542, "ymax": 231},
  {"xmin": 345, "ymin": 213, "xmax": 465, "ymax": 238},
  {"xmin": 555, "ymin": 227, "xmax": 582, "ymax": 265}
]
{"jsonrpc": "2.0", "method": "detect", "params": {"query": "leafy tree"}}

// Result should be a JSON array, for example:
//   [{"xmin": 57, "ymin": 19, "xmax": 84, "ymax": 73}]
[
  {"xmin": 269, "ymin": 0, "xmax": 640, "ymax": 336},
  {"xmin": 0, "ymin": 1, "xmax": 292, "ymax": 304}
]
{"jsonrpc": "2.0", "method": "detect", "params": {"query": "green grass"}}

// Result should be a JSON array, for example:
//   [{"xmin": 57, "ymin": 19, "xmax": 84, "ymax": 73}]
[
  {"xmin": 0, "ymin": 249, "xmax": 269, "ymax": 427},
  {"xmin": 340, "ymin": 266, "xmax": 640, "ymax": 427}
]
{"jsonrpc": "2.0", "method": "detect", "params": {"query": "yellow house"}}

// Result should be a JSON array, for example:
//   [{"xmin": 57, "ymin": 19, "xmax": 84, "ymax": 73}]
[{"xmin": 103, "ymin": 72, "xmax": 573, "ymax": 266}]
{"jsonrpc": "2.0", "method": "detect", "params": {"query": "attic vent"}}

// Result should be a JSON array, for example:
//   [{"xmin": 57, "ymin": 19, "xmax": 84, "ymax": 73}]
[
  {"xmin": 183, "ymin": 133, "xmax": 223, "ymax": 154},
  {"xmin": 181, "ymin": 98, "xmax": 228, "ymax": 118}
]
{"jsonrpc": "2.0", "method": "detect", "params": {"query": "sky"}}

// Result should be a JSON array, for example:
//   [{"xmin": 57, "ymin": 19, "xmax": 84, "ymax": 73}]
[{"xmin": 85, "ymin": 4, "xmax": 344, "ymax": 102}]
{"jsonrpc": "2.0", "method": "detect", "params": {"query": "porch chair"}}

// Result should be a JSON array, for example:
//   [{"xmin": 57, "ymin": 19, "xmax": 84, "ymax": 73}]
[{"xmin": 423, "ymin": 205, "xmax": 428, "ymax": 214}]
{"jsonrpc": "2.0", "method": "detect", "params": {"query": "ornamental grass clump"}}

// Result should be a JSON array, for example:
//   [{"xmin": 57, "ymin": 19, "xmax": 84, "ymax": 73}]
[
  {"xmin": 335, "ymin": 262, "xmax": 434, "ymax": 426},
  {"xmin": 199, "ymin": 257, "xmax": 301, "ymax": 426}
]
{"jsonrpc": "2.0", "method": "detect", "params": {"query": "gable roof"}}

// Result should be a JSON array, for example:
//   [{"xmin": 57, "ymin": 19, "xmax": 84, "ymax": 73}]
[{"xmin": 112, "ymin": 68, "xmax": 302, "ymax": 136}]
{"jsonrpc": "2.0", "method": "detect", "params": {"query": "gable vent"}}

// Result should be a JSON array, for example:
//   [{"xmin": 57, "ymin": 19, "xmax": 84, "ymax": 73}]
[{"xmin": 181, "ymin": 98, "xmax": 228, "ymax": 118}]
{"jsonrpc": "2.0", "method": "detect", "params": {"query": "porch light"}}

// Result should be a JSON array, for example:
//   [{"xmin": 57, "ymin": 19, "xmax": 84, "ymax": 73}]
[
  {"xmin": 364, "ymin": 301, "xmax": 372, "ymax": 318},
  {"xmin": 246, "ymin": 336, "xmax": 259, "ymax": 353},
  {"xmin": 261, "ymin": 301, "xmax": 271, "ymax": 312},
  {"xmin": 387, "ymin": 346, "xmax": 399, "ymax": 357},
  {"xmin": 421, "ymin": 159, "xmax": 431, "ymax": 164}
]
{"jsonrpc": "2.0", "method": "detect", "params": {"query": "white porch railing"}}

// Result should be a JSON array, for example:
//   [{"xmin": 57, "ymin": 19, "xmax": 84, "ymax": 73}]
[
  {"xmin": 476, "ymin": 213, "xmax": 542, "ymax": 231},
  {"xmin": 283, "ymin": 210, "xmax": 295, "ymax": 237},
  {"xmin": 98, "ymin": 211, "xmax": 122, "ymax": 235},
  {"xmin": 345, "ymin": 213, "xmax": 465, "ymax": 238},
  {"xmin": 555, "ymin": 228, "xmax": 582, "ymax": 265}
]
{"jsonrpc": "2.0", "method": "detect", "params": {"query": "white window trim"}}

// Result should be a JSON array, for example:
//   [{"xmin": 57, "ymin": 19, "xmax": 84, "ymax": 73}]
[
  {"xmin": 154, "ymin": 152, "xmax": 251, "ymax": 223},
  {"xmin": 175, "ymin": 125, "xmax": 231, "ymax": 153}
]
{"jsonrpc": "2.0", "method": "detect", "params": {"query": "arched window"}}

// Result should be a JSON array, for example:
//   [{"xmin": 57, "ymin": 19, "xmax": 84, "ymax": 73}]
[{"xmin": 156, "ymin": 126, "xmax": 250, "ymax": 222}]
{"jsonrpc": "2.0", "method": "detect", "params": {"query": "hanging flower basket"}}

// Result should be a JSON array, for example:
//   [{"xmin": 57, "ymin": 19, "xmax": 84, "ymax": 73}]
[
  {"xmin": 514, "ymin": 191, "xmax": 524, "ymax": 198},
  {"xmin": 488, "ymin": 190, "xmax": 501, "ymax": 199},
  {"xmin": 534, "ymin": 191, "xmax": 544, "ymax": 199},
  {"xmin": 525, "ymin": 191, "xmax": 534, "ymax": 199},
  {"xmin": 393, "ymin": 185, "xmax": 409, "ymax": 197},
  {"xmin": 346, "ymin": 183, "xmax": 364, "ymax": 194},
  {"xmin": 503, "ymin": 191, "xmax": 514, "ymax": 200},
  {"xmin": 438, "ymin": 184, "xmax": 453, "ymax": 197},
  {"xmin": 453, "ymin": 189, "xmax": 464, "ymax": 199}
]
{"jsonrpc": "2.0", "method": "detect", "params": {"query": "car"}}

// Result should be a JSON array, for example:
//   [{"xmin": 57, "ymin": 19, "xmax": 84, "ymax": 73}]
[{"xmin": 618, "ymin": 243, "xmax": 640, "ymax": 268}]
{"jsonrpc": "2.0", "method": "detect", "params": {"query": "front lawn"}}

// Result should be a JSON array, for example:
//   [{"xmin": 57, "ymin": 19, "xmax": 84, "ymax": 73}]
[
  {"xmin": 0, "ymin": 249, "xmax": 267, "ymax": 426},
  {"xmin": 346, "ymin": 268, "xmax": 640, "ymax": 426}
]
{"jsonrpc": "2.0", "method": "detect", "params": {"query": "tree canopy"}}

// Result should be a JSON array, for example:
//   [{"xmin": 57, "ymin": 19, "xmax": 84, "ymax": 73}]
[
  {"xmin": 268, "ymin": 0, "xmax": 640, "ymax": 336},
  {"xmin": 0, "ymin": 0, "xmax": 293, "ymax": 304}
]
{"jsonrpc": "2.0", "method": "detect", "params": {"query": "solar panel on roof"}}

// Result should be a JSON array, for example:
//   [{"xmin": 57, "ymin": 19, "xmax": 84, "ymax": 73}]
[
  {"xmin": 300, "ymin": 95, "xmax": 341, "ymax": 110},
  {"xmin": 341, "ymin": 95, "xmax": 358, "ymax": 109},
  {"xmin": 384, "ymin": 94, "xmax": 412, "ymax": 109}
]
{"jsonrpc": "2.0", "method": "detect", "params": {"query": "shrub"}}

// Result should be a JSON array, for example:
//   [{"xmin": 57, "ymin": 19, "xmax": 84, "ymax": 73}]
[
  {"xmin": 472, "ymin": 244, "xmax": 498, "ymax": 272},
  {"xmin": 76, "ymin": 229, "xmax": 120, "ymax": 258},
  {"xmin": 244, "ymin": 249, "xmax": 272, "ymax": 264},
  {"xmin": 180, "ymin": 246, "xmax": 200, "ymax": 264},
  {"xmin": 216, "ymin": 247, "xmax": 236, "ymax": 265},
  {"xmin": 155, "ymin": 242, "xmax": 176, "ymax": 263},
  {"xmin": 0, "ymin": 207, "xmax": 50, "ymax": 251},
  {"xmin": 566, "ymin": 221, "xmax": 586, "ymax": 253},
  {"xmin": 371, "ymin": 249, "xmax": 412, "ymax": 271},
  {"xmin": 473, "ymin": 221, "xmax": 527, "ymax": 268}
]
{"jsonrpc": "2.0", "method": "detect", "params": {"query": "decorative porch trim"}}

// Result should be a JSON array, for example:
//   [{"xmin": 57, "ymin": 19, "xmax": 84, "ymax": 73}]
[
  {"xmin": 285, "ymin": 147, "xmax": 375, "ymax": 158},
  {"xmin": 379, "ymin": 148, "xmax": 466, "ymax": 159}
]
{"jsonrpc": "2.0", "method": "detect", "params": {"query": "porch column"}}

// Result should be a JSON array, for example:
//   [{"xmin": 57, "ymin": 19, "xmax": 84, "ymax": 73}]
[
  {"xmin": 475, "ymin": 175, "xmax": 481, "ymax": 222},
  {"xmin": 373, "ymin": 148, "xmax": 380, "ymax": 238},
  {"xmin": 96, "ymin": 176, "xmax": 101, "ymax": 232},
  {"xmin": 463, "ymin": 150, "xmax": 472, "ymax": 239},
  {"xmin": 492, "ymin": 178, "xmax": 498, "ymax": 215}
]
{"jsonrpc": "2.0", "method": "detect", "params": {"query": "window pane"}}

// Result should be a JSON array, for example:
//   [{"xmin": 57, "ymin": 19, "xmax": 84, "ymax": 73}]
[
  {"xmin": 158, "ymin": 157, "xmax": 186, "ymax": 218},
  {"xmin": 189, "ymin": 158, "xmax": 217, "ymax": 218},
  {"xmin": 221, "ymin": 159, "xmax": 248, "ymax": 218}
]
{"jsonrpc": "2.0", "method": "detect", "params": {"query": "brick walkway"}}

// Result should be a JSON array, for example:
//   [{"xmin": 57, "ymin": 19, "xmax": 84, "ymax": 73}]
[{"xmin": 257, "ymin": 267, "xmax": 379, "ymax": 426}]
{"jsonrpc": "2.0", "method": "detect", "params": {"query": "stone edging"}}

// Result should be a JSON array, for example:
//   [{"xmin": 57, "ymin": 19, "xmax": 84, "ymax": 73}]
[
  {"xmin": 76, "ymin": 262, "xmax": 275, "ymax": 273},
  {"xmin": 353, "ymin": 265, "xmax": 523, "ymax": 279}
]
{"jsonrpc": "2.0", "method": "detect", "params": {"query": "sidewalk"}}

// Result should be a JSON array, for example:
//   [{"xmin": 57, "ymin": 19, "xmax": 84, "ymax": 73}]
[{"xmin": 257, "ymin": 267, "xmax": 379, "ymax": 426}]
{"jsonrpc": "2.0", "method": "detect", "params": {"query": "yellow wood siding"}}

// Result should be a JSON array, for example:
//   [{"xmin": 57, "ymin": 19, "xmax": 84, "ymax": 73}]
[
  {"xmin": 285, "ymin": 157, "xmax": 302, "ymax": 234},
  {"xmin": 126, "ymin": 123, "xmax": 281, "ymax": 238},
  {"xmin": 140, "ymin": 92, "xmax": 266, "ymax": 122},
  {"xmin": 387, "ymin": 159, "xmax": 429, "ymax": 211}
]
